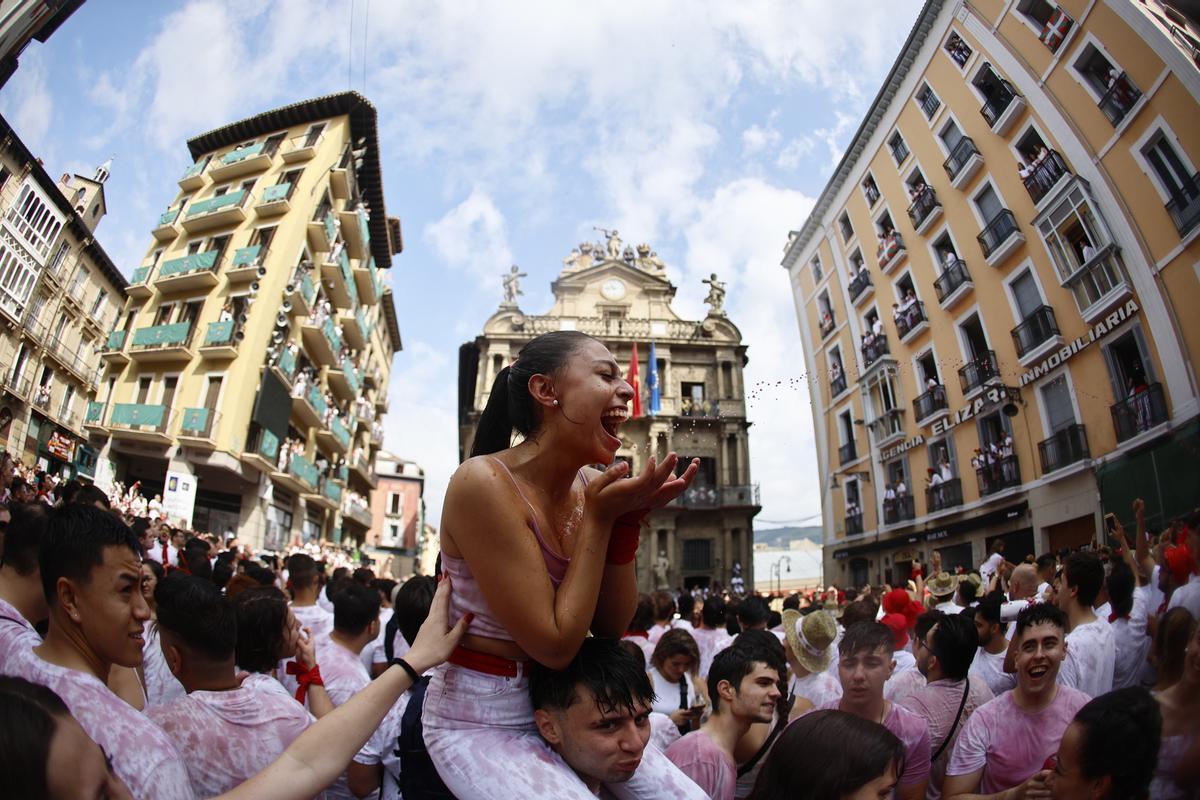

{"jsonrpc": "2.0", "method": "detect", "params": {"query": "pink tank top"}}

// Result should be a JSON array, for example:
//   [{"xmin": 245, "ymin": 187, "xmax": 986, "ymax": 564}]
[{"xmin": 442, "ymin": 457, "xmax": 583, "ymax": 642}]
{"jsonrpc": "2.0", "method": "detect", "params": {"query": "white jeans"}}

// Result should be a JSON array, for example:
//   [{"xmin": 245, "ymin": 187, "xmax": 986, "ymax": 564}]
[{"xmin": 422, "ymin": 662, "xmax": 707, "ymax": 799}]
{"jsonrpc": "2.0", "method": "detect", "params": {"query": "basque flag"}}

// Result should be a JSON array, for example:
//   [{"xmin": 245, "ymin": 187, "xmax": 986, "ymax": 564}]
[
  {"xmin": 647, "ymin": 341, "xmax": 660, "ymax": 416},
  {"xmin": 628, "ymin": 343, "xmax": 642, "ymax": 419}
]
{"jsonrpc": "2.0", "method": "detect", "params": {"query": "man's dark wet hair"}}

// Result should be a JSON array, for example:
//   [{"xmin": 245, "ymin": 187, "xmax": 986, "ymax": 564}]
[
  {"xmin": 287, "ymin": 553, "xmax": 319, "ymax": 591},
  {"xmin": 69, "ymin": 484, "xmax": 111, "ymax": 509},
  {"xmin": 373, "ymin": 578, "xmax": 398, "ymax": 604},
  {"xmin": 1015, "ymin": 601, "xmax": 1068, "ymax": 639},
  {"xmin": 838, "ymin": 621, "xmax": 895, "ymax": 659},
  {"xmin": 39, "ymin": 505, "xmax": 140, "ymax": 604},
  {"xmin": 0, "ymin": 503, "xmax": 49, "ymax": 575},
  {"xmin": 782, "ymin": 593, "xmax": 801, "ymax": 611},
  {"xmin": 1106, "ymin": 559, "xmax": 1135, "ymax": 619},
  {"xmin": 929, "ymin": 613, "xmax": 977, "ymax": 680},
  {"xmin": 840, "ymin": 598, "xmax": 879, "ymax": 629},
  {"xmin": 0, "ymin": 676, "xmax": 72, "ymax": 799},
  {"xmin": 332, "ymin": 581, "xmax": 381, "ymax": 636},
  {"xmin": 351, "ymin": 567, "xmax": 374, "ymax": 586},
  {"xmin": 1035, "ymin": 553, "xmax": 1057, "ymax": 574},
  {"xmin": 155, "ymin": 574, "xmax": 236, "ymax": 662},
  {"xmin": 183, "ymin": 537, "xmax": 212, "ymax": 580},
  {"xmin": 736, "ymin": 595, "xmax": 771, "ymax": 627},
  {"xmin": 1072, "ymin": 687, "xmax": 1161, "ymax": 800},
  {"xmin": 394, "ymin": 575, "xmax": 436, "ymax": 648},
  {"xmin": 530, "ymin": 637, "xmax": 654, "ymax": 718},
  {"xmin": 629, "ymin": 593, "xmax": 654, "ymax": 632},
  {"xmin": 914, "ymin": 609, "xmax": 945, "ymax": 645},
  {"xmin": 701, "ymin": 595, "xmax": 726, "ymax": 628},
  {"xmin": 232, "ymin": 586, "xmax": 289, "ymax": 672},
  {"xmin": 244, "ymin": 562, "xmax": 276, "ymax": 587},
  {"xmin": 709, "ymin": 634, "xmax": 783, "ymax": 714},
  {"xmin": 1063, "ymin": 551, "xmax": 1105, "ymax": 607},
  {"xmin": 975, "ymin": 596, "xmax": 1002, "ymax": 627}
]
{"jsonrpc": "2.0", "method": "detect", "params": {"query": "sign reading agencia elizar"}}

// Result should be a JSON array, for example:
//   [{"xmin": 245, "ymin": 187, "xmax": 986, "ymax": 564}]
[{"xmin": 1020, "ymin": 298, "xmax": 1139, "ymax": 387}]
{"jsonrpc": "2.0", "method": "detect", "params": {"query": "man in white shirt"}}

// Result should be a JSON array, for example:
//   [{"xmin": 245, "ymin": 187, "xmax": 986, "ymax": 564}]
[
  {"xmin": 1035, "ymin": 553, "xmax": 1057, "ymax": 601},
  {"xmin": 0, "ymin": 503, "xmax": 47, "ymax": 664},
  {"xmin": 979, "ymin": 540, "xmax": 1012, "ymax": 587},
  {"xmin": 970, "ymin": 597, "xmax": 1017, "ymax": 696},
  {"xmin": 1055, "ymin": 551, "xmax": 1115, "ymax": 697},
  {"xmin": 927, "ymin": 571, "xmax": 963, "ymax": 614}
]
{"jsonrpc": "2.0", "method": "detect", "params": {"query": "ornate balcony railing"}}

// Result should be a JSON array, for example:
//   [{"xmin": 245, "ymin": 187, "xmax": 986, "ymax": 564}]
[
  {"xmin": 980, "ymin": 77, "xmax": 1018, "ymax": 127},
  {"xmin": 906, "ymin": 185, "xmax": 940, "ymax": 229},
  {"xmin": 845, "ymin": 512, "xmax": 864, "ymax": 536},
  {"xmin": 1110, "ymin": 383, "xmax": 1169, "ymax": 443},
  {"xmin": 1098, "ymin": 71, "xmax": 1141, "ymax": 126},
  {"xmin": 976, "ymin": 455, "xmax": 1021, "ymax": 496},
  {"xmin": 1165, "ymin": 173, "xmax": 1200, "ymax": 237},
  {"xmin": 958, "ymin": 350, "xmax": 999, "ymax": 394},
  {"xmin": 943, "ymin": 137, "xmax": 980, "ymax": 182},
  {"xmin": 934, "ymin": 258, "xmax": 971, "ymax": 303},
  {"xmin": 883, "ymin": 495, "xmax": 915, "ymax": 525},
  {"xmin": 1011, "ymin": 305, "xmax": 1060, "ymax": 358},
  {"xmin": 926, "ymin": 477, "xmax": 963, "ymax": 512},
  {"xmin": 838, "ymin": 441, "xmax": 857, "ymax": 466},
  {"xmin": 848, "ymin": 270, "xmax": 873, "ymax": 303},
  {"xmin": 1022, "ymin": 150, "xmax": 1070, "ymax": 204},
  {"xmin": 977, "ymin": 210, "xmax": 1020, "ymax": 260},
  {"xmin": 1038, "ymin": 424, "xmax": 1089, "ymax": 473},
  {"xmin": 913, "ymin": 385, "xmax": 948, "ymax": 421},
  {"xmin": 862, "ymin": 335, "xmax": 890, "ymax": 368},
  {"xmin": 894, "ymin": 301, "xmax": 928, "ymax": 340},
  {"xmin": 831, "ymin": 373, "xmax": 848, "ymax": 398}
]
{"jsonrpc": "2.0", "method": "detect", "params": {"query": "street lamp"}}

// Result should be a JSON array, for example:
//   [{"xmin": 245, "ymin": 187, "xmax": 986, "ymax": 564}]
[{"xmin": 770, "ymin": 555, "xmax": 793, "ymax": 595}]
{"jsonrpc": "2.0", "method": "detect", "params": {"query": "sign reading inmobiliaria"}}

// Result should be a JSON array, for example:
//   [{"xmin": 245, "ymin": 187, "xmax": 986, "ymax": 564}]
[{"xmin": 1020, "ymin": 298, "xmax": 1139, "ymax": 386}]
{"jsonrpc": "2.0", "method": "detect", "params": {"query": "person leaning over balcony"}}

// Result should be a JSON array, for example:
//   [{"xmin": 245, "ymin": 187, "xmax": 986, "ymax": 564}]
[{"xmin": 424, "ymin": 330, "xmax": 706, "ymax": 799}]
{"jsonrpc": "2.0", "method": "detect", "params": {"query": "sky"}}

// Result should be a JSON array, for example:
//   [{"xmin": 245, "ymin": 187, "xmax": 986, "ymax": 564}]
[{"xmin": 0, "ymin": 0, "xmax": 924, "ymax": 531}]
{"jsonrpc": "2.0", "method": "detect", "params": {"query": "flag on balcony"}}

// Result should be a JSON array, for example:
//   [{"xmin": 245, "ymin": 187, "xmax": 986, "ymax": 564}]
[
  {"xmin": 628, "ymin": 343, "xmax": 642, "ymax": 419},
  {"xmin": 647, "ymin": 341, "xmax": 660, "ymax": 416},
  {"xmin": 1039, "ymin": 9, "xmax": 1073, "ymax": 53}
]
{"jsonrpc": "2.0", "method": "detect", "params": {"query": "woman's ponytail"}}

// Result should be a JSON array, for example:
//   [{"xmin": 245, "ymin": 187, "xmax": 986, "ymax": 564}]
[{"xmin": 471, "ymin": 366, "xmax": 515, "ymax": 457}]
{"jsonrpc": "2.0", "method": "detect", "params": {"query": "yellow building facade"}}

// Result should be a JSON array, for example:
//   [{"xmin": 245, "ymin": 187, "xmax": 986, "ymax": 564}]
[
  {"xmin": 89, "ymin": 92, "xmax": 402, "ymax": 549},
  {"xmin": 782, "ymin": 0, "xmax": 1199, "ymax": 587}
]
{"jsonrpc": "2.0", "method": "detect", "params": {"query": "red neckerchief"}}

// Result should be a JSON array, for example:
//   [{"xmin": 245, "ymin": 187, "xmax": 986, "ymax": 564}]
[{"xmin": 624, "ymin": 630, "xmax": 649, "ymax": 639}]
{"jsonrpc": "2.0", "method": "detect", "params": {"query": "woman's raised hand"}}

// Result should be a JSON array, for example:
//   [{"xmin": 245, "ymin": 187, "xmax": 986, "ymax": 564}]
[{"xmin": 585, "ymin": 453, "xmax": 700, "ymax": 524}]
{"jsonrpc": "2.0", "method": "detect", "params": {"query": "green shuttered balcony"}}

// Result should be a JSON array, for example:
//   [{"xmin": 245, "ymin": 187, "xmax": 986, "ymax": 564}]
[
  {"xmin": 181, "ymin": 189, "xmax": 248, "ymax": 234},
  {"xmin": 130, "ymin": 322, "xmax": 193, "ymax": 362},
  {"xmin": 109, "ymin": 403, "xmax": 173, "ymax": 443},
  {"xmin": 156, "ymin": 250, "xmax": 221, "ymax": 292}
]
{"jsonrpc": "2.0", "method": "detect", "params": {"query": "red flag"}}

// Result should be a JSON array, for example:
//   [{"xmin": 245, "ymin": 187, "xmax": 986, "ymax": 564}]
[{"xmin": 628, "ymin": 343, "xmax": 642, "ymax": 419}]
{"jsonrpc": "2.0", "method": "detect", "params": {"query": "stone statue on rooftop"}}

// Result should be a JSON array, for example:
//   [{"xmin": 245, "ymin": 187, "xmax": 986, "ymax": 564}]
[
  {"xmin": 502, "ymin": 264, "xmax": 527, "ymax": 306},
  {"xmin": 594, "ymin": 227, "xmax": 623, "ymax": 259},
  {"xmin": 702, "ymin": 272, "xmax": 727, "ymax": 315}
]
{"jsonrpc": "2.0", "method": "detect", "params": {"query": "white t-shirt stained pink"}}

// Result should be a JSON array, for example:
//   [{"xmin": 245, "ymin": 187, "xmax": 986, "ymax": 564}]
[
  {"xmin": 292, "ymin": 602, "xmax": 335, "ymax": 641},
  {"xmin": 900, "ymin": 676, "xmax": 993, "ymax": 800},
  {"xmin": 0, "ymin": 596, "xmax": 41, "ymax": 665},
  {"xmin": 690, "ymin": 626, "xmax": 733, "ymax": 679},
  {"xmin": 969, "ymin": 646, "xmax": 1017, "ymax": 696},
  {"xmin": 1112, "ymin": 585, "xmax": 1152, "ymax": 690},
  {"xmin": 664, "ymin": 729, "xmax": 736, "ymax": 800},
  {"xmin": 353, "ymin": 692, "xmax": 410, "ymax": 800},
  {"xmin": 946, "ymin": 686, "xmax": 1089, "ymax": 795},
  {"xmin": 3, "ymin": 648, "xmax": 193, "ymax": 799},
  {"xmin": 1058, "ymin": 618, "xmax": 1115, "ymax": 697},
  {"xmin": 142, "ymin": 620, "xmax": 186, "ymax": 707},
  {"xmin": 147, "ymin": 674, "xmax": 315, "ymax": 798},
  {"xmin": 314, "ymin": 639, "xmax": 372, "ymax": 800},
  {"xmin": 818, "ymin": 700, "xmax": 931, "ymax": 790},
  {"xmin": 789, "ymin": 669, "xmax": 842, "ymax": 707}
]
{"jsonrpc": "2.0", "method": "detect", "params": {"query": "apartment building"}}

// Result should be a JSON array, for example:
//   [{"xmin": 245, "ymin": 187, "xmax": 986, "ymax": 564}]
[
  {"xmin": 369, "ymin": 451, "xmax": 425, "ymax": 578},
  {"xmin": 458, "ymin": 239, "xmax": 760, "ymax": 592},
  {"xmin": 88, "ymin": 92, "xmax": 403, "ymax": 550},
  {"xmin": 0, "ymin": 113, "xmax": 126, "ymax": 479},
  {"xmin": 0, "ymin": 0, "xmax": 83, "ymax": 86},
  {"xmin": 782, "ymin": 0, "xmax": 1199, "ymax": 588}
]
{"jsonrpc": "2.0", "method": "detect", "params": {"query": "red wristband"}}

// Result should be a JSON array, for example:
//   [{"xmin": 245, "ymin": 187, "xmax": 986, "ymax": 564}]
[
  {"xmin": 607, "ymin": 510, "xmax": 648, "ymax": 565},
  {"xmin": 285, "ymin": 661, "xmax": 324, "ymax": 703}
]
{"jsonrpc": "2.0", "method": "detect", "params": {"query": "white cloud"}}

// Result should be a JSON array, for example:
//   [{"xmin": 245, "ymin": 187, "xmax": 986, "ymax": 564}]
[
  {"xmin": 423, "ymin": 187, "xmax": 514, "ymax": 285},
  {"xmin": 1, "ymin": 47, "xmax": 54, "ymax": 145},
  {"xmin": 742, "ymin": 124, "xmax": 781, "ymax": 155},
  {"xmin": 776, "ymin": 135, "xmax": 816, "ymax": 169}
]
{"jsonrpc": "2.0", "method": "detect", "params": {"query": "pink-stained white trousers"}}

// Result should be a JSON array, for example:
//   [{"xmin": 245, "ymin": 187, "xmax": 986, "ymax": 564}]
[{"xmin": 422, "ymin": 662, "xmax": 708, "ymax": 799}]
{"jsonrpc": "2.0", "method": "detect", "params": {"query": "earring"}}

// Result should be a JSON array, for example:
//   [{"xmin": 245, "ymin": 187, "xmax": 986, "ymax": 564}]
[{"xmin": 553, "ymin": 399, "xmax": 559, "ymax": 406}]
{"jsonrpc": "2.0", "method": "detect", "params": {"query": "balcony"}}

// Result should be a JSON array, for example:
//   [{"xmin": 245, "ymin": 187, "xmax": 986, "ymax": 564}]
[
  {"xmin": 178, "ymin": 407, "xmax": 219, "ymax": 450},
  {"xmin": 831, "ymin": 372, "xmax": 848, "ymax": 398},
  {"xmin": 304, "ymin": 476, "xmax": 342, "ymax": 513},
  {"xmin": 861, "ymin": 335, "xmax": 890, "ymax": 369},
  {"xmin": 301, "ymin": 316, "xmax": 343, "ymax": 366},
  {"xmin": 1, "ymin": 367, "xmax": 30, "ymax": 402},
  {"xmin": 342, "ymin": 497, "xmax": 374, "ymax": 529},
  {"xmin": 274, "ymin": 452, "xmax": 319, "ymax": 494},
  {"xmin": 1111, "ymin": 383, "xmax": 1169, "ymax": 443},
  {"xmin": 354, "ymin": 259, "xmax": 382, "ymax": 305},
  {"xmin": 1098, "ymin": 72, "xmax": 1141, "ymax": 127},
  {"xmin": 943, "ymin": 137, "xmax": 984, "ymax": 189},
  {"xmin": 1022, "ymin": 150, "xmax": 1070, "ymax": 205},
  {"xmin": 307, "ymin": 210, "xmax": 339, "ymax": 254},
  {"xmin": 1165, "ymin": 174, "xmax": 1200, "ymax": 237},
  {"xmin": 979, "ymin": 75, "xmax": 1025, "ymax": 135},
  {"xmin": 340, "ymin": 308, "xmax": 368, "ymax": 350},
  {"xmin": 679, "ymin": 398, "xmax": 722, "ymax": 419},
  {"xmin": 1062, "ymin": 245, "xmax": 1131, "ymax": 321},
  {"xmin": 101, "ymin": 330, "xmax": 129, "ymax": 365},
  {"xmin": 819, "ymin": 310, "xmax": 836, "ymax": 339},
  {"xmin": 287, "ymin": 270, "xmax": 317, "ymax": 318},
  {"xmin": 226, "ymin": 245, "xmax": 267, "ymax": 283},
  {"xmin": 848, "ymin": 269, "xmax": 873, "ymax": 305},
  {"xmin": 209, "ymin": 142, "xmax": 273, "ymax": 182},
  {"xmin": 1011, "ymin": 305, "xmax": 1061, "ymax": 361},
  {"xmin": 181, "ymin": 189, "xmax": 248, "ymax": 234},
  {"xmin": 321, "ymin": 248, "xmax": 355, "ymax": 308},
  {"xmin": 129, "ymin": 322, "xmax": 194, "ymax": 363},
  {"xmin": 976, "ymin": 455, "xmax": 1021, "ymax": 496},
  {"xmin": 256, "ymin": 182, "xmax": 294, "ymax": 217},
  {"xmin": 838, "ymin": 441, "xmax": 857, "ymax": 466},
  {"xmin": 349, "ymin": 450, "xmax": 378, "ymax": 489},
  {"xmin": 877, "ymin": 232, "xmax": 906, "ymax": 273},
  {"xmin": 894, "ymin": 301, "xmax": 928, "ymax": 342},
  {"xmin": 282, "ymin": 132, "xmax": 323, "ymax": 163},
  {"xmin": 292, "ymin": 382, "xmax": 327, "ymax": 429},
  {"xmin": 721, "ymin": 484, "xmax": 761, "ymax": 508},
  {"xmin": 109, "ymin": 403, "xmax": 173, "ymax": 444},
  {"xmin": 926, "ymin": 477, "xmax": 963, "ymax": 512},
  {"xmin": 906, "ymin": 186, "xmax": 942, "ymax": 234},
  {"xmin": 958, "ymin": 350, "xmax": 1000, "ymax": 395},
  {"xmin": 127, "ymin": 265, "xmax": 154, "ymax": 300},
  {"xmin": 868, "ymin": 408, "xmax": 905, "ymax": 446},
  {"xmin": 199, "ymin": 320, "xmax": 241, "ymax": 359},
  {"xmin": 913, "ymin": 384, "xmax": 948, "ymax": 423},
  {"xmin": 934, "ymin": 258, "xmax": 973, "ymax": 308},
  {"xmin": 271, "ymin": 345, "xmax": 299, "ymax": 387},
  {"xmin": 1038, "ymin": 424, "xmax": 1089, "ymax": 473},
  {"xmin": 179, "ymin": 161, "xmax": 206, "ymax": 191},
  {"xmin": 846, "ymin": 512, "xmax": 864, "ymax": 536},
  {"xmin": 153, "ymin": 207, "xmax": 182, "ymax": 242},
  {"xmin": 84, "ymin": 401, "xmax": 107, "ymax": 433},
  {"xmin": 31, "ymin": 383, "xmax": 50, "ymax": 413},
  {"xmin": 977, "ymin": 209, "xmax": 1024, "ymax": 267},
  {"xmin": 240, "ymin": 426, "xmax": 281, "ymax": 474},
  {"xmin": 155, "ymin": 250, "xmax": 221, "ymax": 293},
  {"xmin": 883, "ymin": 494, "xmax": 916, "ymax": 525},
  {"xmin": 339, "ymin": 207, "xmax": 371, "ymax": 260},
  {"xmin": 316, "ymin": 415, "xmax": 351, "ymax": 456},
  {"xmin": 327, "ymin": 357, "xmax": 361, "ymax": 401}
]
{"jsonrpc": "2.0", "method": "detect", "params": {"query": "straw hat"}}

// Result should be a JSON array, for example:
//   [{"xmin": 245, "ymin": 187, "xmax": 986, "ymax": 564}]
[
  {"xmin": 927, "ymin": 571, "xmax": 959, "ymax": 598},
  {"xmin": 783, "ymin": 609, "xmax": 837, "ymax": 674}
]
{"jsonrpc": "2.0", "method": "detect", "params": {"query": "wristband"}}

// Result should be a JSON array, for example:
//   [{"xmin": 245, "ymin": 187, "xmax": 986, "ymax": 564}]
[
  {"xmin": 285, "ymin": 661, "xmax": 324, "ymax": 703},
  {"xmin": 391, "ymin": 657, "xmax": 420, "ymax": 684},
  {"xmin": 607, "ymin": 510, "xmax": 647, "ymax": 565}
]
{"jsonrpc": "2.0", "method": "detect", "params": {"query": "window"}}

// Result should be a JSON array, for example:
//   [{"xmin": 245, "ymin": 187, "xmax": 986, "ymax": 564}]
[
  {"xmin": 1036, "ymin": 185, "xmax": 1126, "ymax": 312},
  {"xmin": 1017, "ymin": 0, "xmax": 1074, "ymax": 52},
  {"xmin": 5, "ymin": 180, "xmax": 65, "ymax": 257},
  {"xmin": 1017, "ymin": 0, "xmax": 1055, "ymax": 28},
  {"xmin": 1073, "ymin": 43, "xmax": 1141, "ymax": 126},
  {"xmin": 888, "ymin": 132, "xmax": 910, "ymax": 165},
  {"xmin": 303, "ymin": 123, "xmax": 327, "ymax": 148},
  {"xmin": 388, "ymin": 492, "xmax": 402, "ymax": 516},
  {"xmin": 1142, "ymin": 131, "xmax": 1200, "ymax": 236},
  {"xmin": 90, "ymin": 291, "xmax": 106, "ymax": 316},
  {"xmin": 682, "ymin": 539, "xmax": 713, "ymax": 571},
  {"xmin": 249, "ymin": 226, "xmax": 276, "ymax": 249},
  {"xmin": 861, "ymin": 174, "xmax": 881, "ymax": 206},
  {"xmin": 916, "ymin": 83, "xmax": 941, "ymax": 119},
  {"xmin": 1040, "ymin": 375, "xmax": 1076, "ymax": 432},
  {"xmin": 810, "ymin": 255, "xmax": 823, "ymax": 283},
  {"xmin": 838, "ymin": 212, "xmax": 854, "ymax": 243},
  {"xmin": 944, "ymin": 31, "xmax": 972, "ymax": 68},
  {"xmin": 973, "ymin": 184, "xmax": 1008, "ymax": 228},
  {"xmin": 47, "ymin": 242, "xmax": 69, "ymax": 275},
  {"xmin": 974, "ymin": 64, "xmax": 1018, "ymax": 128},
  {"xmin": 1010, "ymin": 270, "xmax": 1043, "ymax": 319},
  {"xmin": 0, "ymin": 239, "xmax": 40, "ymax": 317},
  {"xmin": 818, "ymin": 291, "xmax": 835, "ymax": 336},
  {"xmin": 1016, "ymin": 128, "xmax": 1069, "ymax": 204}
]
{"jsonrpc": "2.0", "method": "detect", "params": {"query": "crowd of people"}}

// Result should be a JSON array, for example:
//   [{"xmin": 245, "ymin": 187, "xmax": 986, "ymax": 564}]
[{"xmin": 0, "ymin": 329, "xmax": 1195, "ymax": 800}]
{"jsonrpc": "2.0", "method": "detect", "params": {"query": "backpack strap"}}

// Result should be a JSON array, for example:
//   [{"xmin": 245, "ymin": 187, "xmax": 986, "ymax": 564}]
[
  {"xmin": 737, "ymin": 693, "xmax": 794, "ymax": 778},
  {"xmin": 930, "ymin": 680, "xmax": 971, "ymax": 763}
]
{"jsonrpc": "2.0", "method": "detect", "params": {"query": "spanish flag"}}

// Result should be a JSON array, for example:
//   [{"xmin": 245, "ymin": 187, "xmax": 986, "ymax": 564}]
[{"xmin": 629, "ymin": 343, "xmax": 642, "ymax": 419}]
